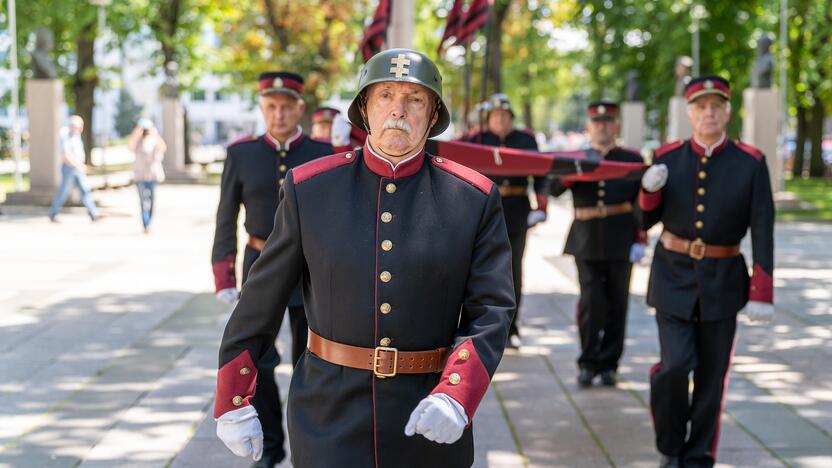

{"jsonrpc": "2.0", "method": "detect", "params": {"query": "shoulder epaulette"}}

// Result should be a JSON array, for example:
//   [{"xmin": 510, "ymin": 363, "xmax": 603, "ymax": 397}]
[
  {"xmin": 227, "ymin": 136, "xmax": 257, "ymax": 149},
  {"xmin": 734, "ymin": 140, "xmax": 763, "ymax": 161},
  {"xmin": 293, "ymin": 151, "xmax": 357, "ymax": 184},
  {"xmin": 654, "ymin": 140, "xmax": 684, "ymax": 158},
  {"xmin": 430, "ymin": 155, "xmax": 493, "ymax": 195}
]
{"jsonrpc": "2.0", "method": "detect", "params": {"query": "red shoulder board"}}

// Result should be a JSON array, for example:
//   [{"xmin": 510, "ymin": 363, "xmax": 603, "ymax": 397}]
[
  {"xmin": 431, "ymin": 156, "xmax": 493, "ymax": 195},
  {"xmin": 735, "ymin": 140, "xmax": 763, "ymax": 161},
  {"xmin": 654, "ymin": 140, "xmax": 683, "ymax": 159},
  {"xmin": 227, "ymin": 135, "xmax": 257, "ymax": 148},
  {"xmin": 293, "ymin": 151, "xmax": 356, "ymax": 184}
]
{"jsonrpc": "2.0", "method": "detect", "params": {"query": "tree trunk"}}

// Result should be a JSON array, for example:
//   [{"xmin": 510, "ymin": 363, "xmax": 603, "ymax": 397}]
[
  {"xmin": 808, "ymin": 99, "xmax": 826, "ymax": 177},
  {"xmin": 73, "ymin": 21, "xmax": 97, "ymax": 165},
  {"xmin": 485, "ymin": 0, "xmax": 510, "ymax": 94},
  {"xmin": 793, "ymin": 105, "xmax": 808, "ymax": 177}
]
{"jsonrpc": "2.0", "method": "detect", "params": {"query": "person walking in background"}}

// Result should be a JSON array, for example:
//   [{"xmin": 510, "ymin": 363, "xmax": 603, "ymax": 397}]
[
  {"xmin": 48, "ymin": 115, "xmax": 98, "ymax": 222},
  {"xmin": 128, "ymin": 118, "xmax": 166, "ymax": 233}
]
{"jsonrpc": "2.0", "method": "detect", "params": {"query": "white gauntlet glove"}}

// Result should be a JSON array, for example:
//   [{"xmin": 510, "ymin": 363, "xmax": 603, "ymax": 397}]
[
  {"xmin": 641, "ymin": 164, "xmax": 668, "ymax": 192},
  {"xmin": 216, "ymin": 406, "xmax": 263, "ymax": 461},
  {"xmin": 404, "ymin": 393, "xmax": 468, "ymax": 444},
  {"xmin": 527, "ymin": 210, "xmax": 547, "ymax": 228},
  {"xmin": 740, "ymin": 301, "xmax": 774, "ymax": 324},
  {"xmin": 216, "ymin": 287, "xmax": 240, "ymax": 305}
]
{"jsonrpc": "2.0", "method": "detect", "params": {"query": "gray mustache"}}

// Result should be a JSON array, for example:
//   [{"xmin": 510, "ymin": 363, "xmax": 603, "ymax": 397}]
[{"xmin": 383, "ymin": 118, "xmax": 412, "ymax": 132}]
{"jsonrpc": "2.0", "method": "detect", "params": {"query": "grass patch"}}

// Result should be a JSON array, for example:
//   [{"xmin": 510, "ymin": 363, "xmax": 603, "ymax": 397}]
[
  {"xmin": 779, "ymin": 178, "xmax": 832, "ymax": 221},
  {"xmin": 0, "ymin": 173, "xmax": 29, "ymax": 196}
]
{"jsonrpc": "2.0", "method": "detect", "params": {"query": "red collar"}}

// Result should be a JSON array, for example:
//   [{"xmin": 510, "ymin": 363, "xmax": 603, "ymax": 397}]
[
  {"xmin": 263, "ymin": 126, "xmax": 305, "ymax": 152},
  {"xmin": 363, "ymin": 142, "xmax": 425, "ymax": 179},
  {"xmin": 690, "ymin": 134, "xmax": 727, "ymax": 157}
]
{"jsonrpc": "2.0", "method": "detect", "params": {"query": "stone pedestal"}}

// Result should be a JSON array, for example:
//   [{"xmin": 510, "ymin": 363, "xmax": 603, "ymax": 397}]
[
  {"xmin": 742, "ymin": 88, "xmax": 781, "ymax": 193},
  {"xmin": 161, "ymin": 97, "xmax": 202, "ymax": 181},
  {"xmin": 4, "ymin": 80, "xmax": 64, "ymax": 206},
  {"xmin": 667, "ymin": 96, "xmax": 692, "ymax": 142},
  {"xmin": 621, "ymin": 101, "xmax": 645, "ymax": 150}
]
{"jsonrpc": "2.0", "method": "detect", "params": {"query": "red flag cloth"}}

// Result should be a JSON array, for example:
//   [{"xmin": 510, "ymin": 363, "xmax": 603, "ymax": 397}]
[
  {"xmin": 425, "ymin": 140, "xmax": 647, "ymax": 182},
  {"xmin": 455, "ymin": 0, "xmax": 492, "ymax": 46},
  {"xmin": 438, "ymin": 0, "xmax": 465, "ymax": 55},
  {"xmin": 360, "ymin": 0, "xmax": 391, "ymax": 62}
]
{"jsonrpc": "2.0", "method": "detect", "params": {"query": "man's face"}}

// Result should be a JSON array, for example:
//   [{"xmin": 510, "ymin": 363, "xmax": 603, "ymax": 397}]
[
  {"xmin": 365, "ymin": 81, "xmax": 437, "ymax": 156},
  {"xmin": 687, "ymin": 94, "xmax": 730, "ymax": 141},
  {"xmin": 70, "ymin": 116, "xmax": 84, "ymax": 134},
  {"xmin": 311, "ymin": 121, "xmax": 333, "ymax": 140},
  {"xmin": 586, "ymin": 118, "xmax": 619, "ymax": 148},
  {"xmin": 259, "ymin": 93, "xmax": 304, "ymax": 140},
  {"xmin": 487, "ymin": 109, "xmax": 513, "ymax": 136}
]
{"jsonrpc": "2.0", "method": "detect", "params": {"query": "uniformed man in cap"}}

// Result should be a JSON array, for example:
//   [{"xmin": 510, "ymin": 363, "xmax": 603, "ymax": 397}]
[
  {"xmin": 467, "ymin": 93, "xmax": 548, "ymax": 348},
  {"xmin": 212, "ymin": 48, "xmax": 514, "ymax": 468},
  {"xmin": 309, "ymin": 106, "xmax": 340, "ymax": 142},
  {"xmin": 211, "ymin": 71, "xmax": 334, "ymax": 467},
  {"xmin": 550, "ymin": 101, "xmax": 645, "ymax": 387},
  {"xmin": 638, "ymin": 75, "xmax": 774, "ymax": 468}
]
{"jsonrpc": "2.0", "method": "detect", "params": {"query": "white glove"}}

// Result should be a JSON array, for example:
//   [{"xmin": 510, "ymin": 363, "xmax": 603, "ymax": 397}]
[
  {"xmin": 216, "ymin": 287, "xmax": 240, "ymax": 305},
  {"xmin": 741, "ymin": 301, "xmax": 775, "ymax": 324},
  {"xmin": 527, "ymin": 210, "xmax": 547, "ymax": 228},
  {"xmin": 629, "ymin": 243, "xmax": 646, "ymax": 263},
  {"xmin": 404, "ymin": 393, "xmax": 468, "ymax": 444},
  {"xmin": 216, "ymin": 405, "xmax": 263, "ymax": 461},
  {"xmin": 331, "ymin": 115, "xmax": 352, "ymax": 147},
  {"xmin": 641, "ymin": 164, "xmax": 668, "ymax": 192}
]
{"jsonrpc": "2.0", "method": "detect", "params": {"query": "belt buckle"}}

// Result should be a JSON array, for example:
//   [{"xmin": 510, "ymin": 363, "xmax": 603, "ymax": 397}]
[
  {"xmin": 373, "ymin": 346, "xmax": 398, "ymax": 378},
  {"xmin": 689, "ymin": 238, "xmax": 706, "ymax": 260},
  {"xmin": 598, "ymin": 206, "xmax": 608, "ymax": 218}
]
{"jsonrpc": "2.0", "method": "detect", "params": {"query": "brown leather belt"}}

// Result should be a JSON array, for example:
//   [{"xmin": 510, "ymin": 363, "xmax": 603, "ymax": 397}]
[
  {"xmin": 499, "ymin": 185, "xmax": 528, "ymax": 197},
  {"xmin": 247, "ymin": 235, "xmax": 266, "ymax": 252},
  {"xmin": 660, "ymin": 231, "xmax": 740, "ymax": 260},
  {"xmin": 307, "ymin": 330, "xmax": 449, "ymax": 378},
  {"xmin": 574, "ymin": 202, "xmax": 633, "ymax": 220}
]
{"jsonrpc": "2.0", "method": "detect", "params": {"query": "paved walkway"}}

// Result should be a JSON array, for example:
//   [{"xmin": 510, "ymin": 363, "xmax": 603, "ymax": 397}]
[{"xmin": 0, "ymin": 184, "xmax": 830, "ymax": 467}]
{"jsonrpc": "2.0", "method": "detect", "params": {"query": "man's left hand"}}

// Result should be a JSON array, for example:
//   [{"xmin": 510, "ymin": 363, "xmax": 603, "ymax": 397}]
[
  {"xmin": 527, "ymin": 210, "xmax": 547, "ymax": 228},
  {"xmin": 404, "ymin": 393, "xmax": 467, "ymax": 444},
  {"xmin": 740, "ymin": 301, "xmax": 775, "ymax": 324}
]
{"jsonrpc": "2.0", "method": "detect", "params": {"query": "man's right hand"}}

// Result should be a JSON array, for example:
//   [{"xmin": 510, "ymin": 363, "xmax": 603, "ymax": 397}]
[
  {"xmin": 641, "ymin": 164, "xmax": 668, "ymax": 192},
  {"xmin": 216, "ymin": 406, "xmax": 263, "ymax": 461},
  {"xmin": 216, "ymin": 287, "xmax": 240, "ymax": 304}
]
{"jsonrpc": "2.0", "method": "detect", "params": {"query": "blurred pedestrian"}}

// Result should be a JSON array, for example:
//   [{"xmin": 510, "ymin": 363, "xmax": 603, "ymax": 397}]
[
  {"xmin": 48, "ymin": 115, "xmax": 97, "ymax": 222},
  {"xmin": 128, "ymin": 118, "xmax": 166, "ymax": 233}
]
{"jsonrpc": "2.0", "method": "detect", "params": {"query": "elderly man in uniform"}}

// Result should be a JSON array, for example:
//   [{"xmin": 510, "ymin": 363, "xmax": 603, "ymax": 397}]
[
  {"xmin": 550, "ymin": 101, "xmax": 645, "ymax": 387},
  {"xmin": 309, "ymin": 106, "xmax": 340, "ymax": 142},
  {"xmin": 638, "ymin": 75, "xmax": 775, "ymax": 468},
  {"xmin": 213, "ymin": 48, "xmax": 514, "ymax": 468},
  {"xmin": 211, "ymin": 71, "xmax": 333, "ymax": 468},
  {"xmin": 467, "ymin": 93, "xmax": 548, "ymax": 348}
]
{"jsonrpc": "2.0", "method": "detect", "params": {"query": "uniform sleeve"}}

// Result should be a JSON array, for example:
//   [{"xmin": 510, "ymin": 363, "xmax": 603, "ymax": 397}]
[
  {"xmin": 211, "ymin": 150, "xmax": 243, "ymax": 292},
  {"xmin": 748, "ymin": 158, "xmax": 775, "ymax": 303},
  {"xmin": 430, "ymin": 186, "xmax": 515, "ymax": 422},
  {"xmin": 529, "ymin": 139, "xmax": 549, "ymax": 211},
  {"xmin": 214, "ymin": 171, "xmax": 305, "ymax": 418},
  {"xmin": 549, "ymin": 178, "xmax": 573, "ymax": 198},
  {"xmin": 636, "ymin": 184, "xmax": 663, "ymax": 231}
]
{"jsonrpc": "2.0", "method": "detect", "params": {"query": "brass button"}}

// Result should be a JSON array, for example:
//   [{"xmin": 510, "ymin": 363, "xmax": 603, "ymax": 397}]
[
  {"xmin": 502, "ymin": 179, "xmax": 510, "ymax": 186},
  {"xmin": 699, "ymin": 171, "xmax": 707, "ymax": 180},
  {"xmin": 597, "ymin": 200, "xmax": 605, "ymax": 207},
  {"xmin": 381, "ymin": 212, "xmax": 393, "ymax": 223},
  {"xmin": 279, "ymin": 164, "xmax": 287, "ymax": 172},
  {"xmin": 380, "ymin": 303, "xmax": 391, "ymax": 314},
  {"xmin": 279, "ymin": 178, "xmax": 285, "ymax": 185},
  {"xmin": 379, "ymin": 337, "xmax": 392, "ymax": 347},
  {"xmin": 598, "ymin": 181, "xmax": 606, "ymax": 187},
  {"xmin": 280, "ymin": 151, "xmax": 287, "ymax": 157},
  {"xmin": 448, "ymin": 373, "xmax": 461, "ymax": 385},
  {"xmin": 458, "ymin": 349, "xmax": 470, "ymax": 360},
  {"xmin": 345, "ymin": 152, "xmax": 353, "ymax": 159},
  {"xmin": 435, "ymin": 157, "xmax": 444, "ymax": 163},
  {"xmin": 697, "ymin": 204, "xmax": 705, "ymax": 213},
  {"xmin": 696, "ymin": 220, "xmax": 704, "ymax": 229},
  {"xmin": 380, "ymin": 271, "xmax": 392, "ymax": 282},
  {"xmin": 386, "ymin": 183, "xmax": 397, "ymax": 194},
  {"xmin": 698, "ymin": 187, "xmax": 706, "ymax": 196},
  {"xmin": 381, "ymin": 240, "xmax": 393, "ymax": 251},
  {"xmin": 701, "ymin": 157, "xmax": 708, "ymax": 164},
  {"xmin": 239, "ymin": 367, "xmax": 250, "ymax": 375},
  {"xmin": 597, "ymin": 190, "xmax": 605, "ymax": 197},
  {"xmin": 232, "ymin": 395, "xmax": 243, "ymax": 406},
  {"xmin": 751, "ymin": 285, "xmax": 757, "ymax": 291}
]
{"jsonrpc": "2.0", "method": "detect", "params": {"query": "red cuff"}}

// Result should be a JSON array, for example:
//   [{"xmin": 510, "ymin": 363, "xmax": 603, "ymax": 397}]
[
  {"xmin": 431, "ymin": 339, "xmax": 490, "ymax": 423},
  {"xmin": 636, "ymin": 230, "xmax": 648, "ymax": 244},
  {"xmin": 212, "ymin": 255, "xmax": 237, "ymax": 292},
  {"xmin": 749, "ymin": 264, "xmax": 773, "ymax": 303},
  {"xmin": 214, "ymin": 350, "xmax": 258, "ymax": 418},
  {"xmin": 535, "ymin": 193, "xmax": 548, "ymax": 212},
  {"xmin": 639, "ymin": 188, "xmax": 662, "ymax": 211}
]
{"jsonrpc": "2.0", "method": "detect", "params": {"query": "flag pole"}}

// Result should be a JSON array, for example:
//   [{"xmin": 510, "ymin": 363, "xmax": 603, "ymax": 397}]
[
  {"xmin": 477, "ymin": 4, "xmax": 492, "ymax": 143},
  {"xmin": 462, "ymin": 41, "xmax": 473, "ymax": 135}
]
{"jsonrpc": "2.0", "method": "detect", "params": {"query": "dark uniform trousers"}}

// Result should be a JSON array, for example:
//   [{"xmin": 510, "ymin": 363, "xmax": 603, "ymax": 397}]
[
  {"xmin": 211, "ymin": 131, "xmax": 333, "ymax": 461},
  {"xmin": 551, "ymin": 147, "xmax": 644, "ymax": 372},
  {"xmin": 467, "ymin": 129, "xmax": 547, "ymax": 337},
  {"xmin": 638, "ymin": 138, "xmax": 774, "ymax": 468}
]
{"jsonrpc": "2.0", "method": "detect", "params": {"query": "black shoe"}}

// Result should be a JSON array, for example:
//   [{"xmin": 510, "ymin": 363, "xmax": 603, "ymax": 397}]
[
  {"xmin": 577, "ymin": 368, "xmax": 596, "ymax": 387},
  {"xmin": 600, "ymin": 370, "xmax": 618, "ymax": 386},
  {"xmin": 658, "ymin": 454, "xmax": 681, "ymax": 468},
  {"xmin": 251, "ymin": 451, "xmax": 285, "ymax": 468},
  {"xmin": 507, "ymin": 334, "xmax": 521, "ymax": 349}
]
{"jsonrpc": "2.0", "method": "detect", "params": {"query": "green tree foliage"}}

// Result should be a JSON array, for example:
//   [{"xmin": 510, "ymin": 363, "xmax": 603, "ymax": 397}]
[{"xmin": 114, "ymin": 88, "xmax": 144, "ymax": 137}]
